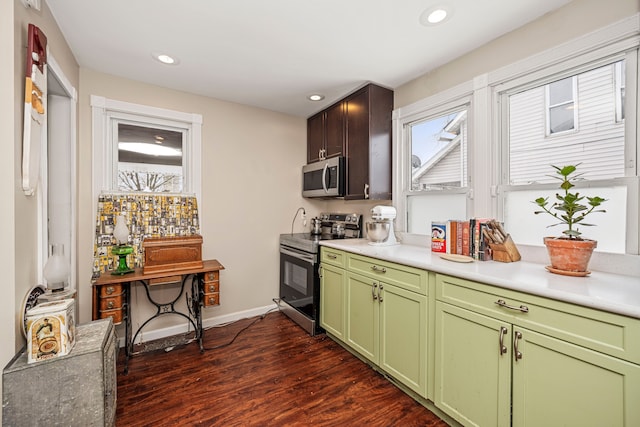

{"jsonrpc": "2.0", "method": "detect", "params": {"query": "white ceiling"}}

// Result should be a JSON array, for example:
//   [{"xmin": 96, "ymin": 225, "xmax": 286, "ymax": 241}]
[{"xmin": 47, "ymin": 0, "xmax": 570, "ymax": 117}]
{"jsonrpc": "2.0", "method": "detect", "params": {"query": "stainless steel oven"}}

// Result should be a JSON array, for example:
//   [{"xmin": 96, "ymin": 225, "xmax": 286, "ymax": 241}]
[
  {"xmin": 279, "ymin": 244, "xmax": 320, "ymax": 334},
  {"xmin": 279, "ymin": 212, "xmax": 362, "ymax": 335}
]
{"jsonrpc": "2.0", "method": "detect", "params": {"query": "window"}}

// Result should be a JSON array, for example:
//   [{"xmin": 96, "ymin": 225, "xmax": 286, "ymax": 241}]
[
  {"xmin": 546, "ymin": 76, "xmax": 577, "ymax": 135},
  {"xmin": 498, "ymin": 55, "xmax": 637, "ymax": 254},
  {"xmin": 394, "ymin": 92, "xmax": 471, "ymax": 236},
  {"xmin": 116, "ymin": 122, "xmax": 184, "ymax": 193},
  {"xmin": 91, "ymin": 96, "xmax": 202, "ymax": 199}
]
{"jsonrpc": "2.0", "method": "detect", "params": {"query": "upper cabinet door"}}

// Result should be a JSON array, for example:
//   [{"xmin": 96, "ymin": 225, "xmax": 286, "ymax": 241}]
[
  {"xmin": 344, "ymin": 84, "xmax": 393, "ymax": 200},
  {"xmin": 307, "ymin": 112, "xmax": 324, "ymax": 164},
  {"xmin": 324, "ymin": 101, "xmax": 345, "ymax": 159}
]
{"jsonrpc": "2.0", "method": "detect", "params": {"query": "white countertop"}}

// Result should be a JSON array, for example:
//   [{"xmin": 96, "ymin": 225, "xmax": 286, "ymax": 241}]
[{"xmin": 320, "ymin": 239, "xmax": 640, "ymax": 320}]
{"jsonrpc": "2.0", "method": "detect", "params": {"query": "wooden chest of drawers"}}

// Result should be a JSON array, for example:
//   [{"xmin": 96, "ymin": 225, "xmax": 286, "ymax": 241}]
[
  {"xmin": 202, "ymin": 270, "xmax": 220, "ymax": 307},
  {"xmin": 97, "ymin": 283, "xmax": 126, "ymax": 324}
]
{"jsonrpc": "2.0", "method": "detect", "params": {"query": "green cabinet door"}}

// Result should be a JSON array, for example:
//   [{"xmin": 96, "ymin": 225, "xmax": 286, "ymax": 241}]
[
  {"xmin": 379, "ymin": 283, "xmax": 428, "ymax": 397},
  {"xmin": 435, "ymin": 301, "xmax": 512, "ymax": 427},
  {"xmin": 512, "ymin": 327, "xmax": 640, "ymax": 427},
  {"xmin": 346, "ymin": 271, "xmax": 379, "ymax": 364},
  {"xmin": 319, "ymin": 263, "xmax": 346, "ymax": 340}
]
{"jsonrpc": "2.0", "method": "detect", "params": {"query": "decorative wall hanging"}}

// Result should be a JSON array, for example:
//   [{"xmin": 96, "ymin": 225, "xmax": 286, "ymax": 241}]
[
  {"xmin": 93, "ymin": 193, "xmax": 200, "ymax": 277},
  {"xmin": 22, "ymin": 23, "xmax": 47, "ymax": 196}
]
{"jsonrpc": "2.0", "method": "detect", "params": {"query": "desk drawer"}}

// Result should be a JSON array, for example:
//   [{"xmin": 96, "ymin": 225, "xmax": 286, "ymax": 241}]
[
  {"xmin": 203, "ymin": 293, "xmax": 220, "ymax": 307},
  {"xmin": 203, "ymin": 281, "xmax": 219, "ymax": 294},
  {"xmin": 99, "ymin": 294, "xmax": 124, "ymax": 311},
  {"xmin": 100, "ymin": 308, "xmax": 124, "ymax": 324},
  {"xmin": 100, "ymin": 284, "xmax": 123, "ymax": 297},
  {"xmin": 204, "ymin": 271, "xmax": 219, "ymax": 282}
]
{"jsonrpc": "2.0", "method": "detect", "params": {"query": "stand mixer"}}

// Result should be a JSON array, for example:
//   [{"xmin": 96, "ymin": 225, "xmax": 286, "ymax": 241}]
[{"xmin": 367, "ymin": 206, "xmax": 399, "ymax": 246}]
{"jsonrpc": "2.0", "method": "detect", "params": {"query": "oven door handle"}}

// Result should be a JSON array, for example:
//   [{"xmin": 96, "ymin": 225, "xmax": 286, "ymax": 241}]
[{"xmin": 280, "ymin": 247, "xmax": 315, "ymax": 264}]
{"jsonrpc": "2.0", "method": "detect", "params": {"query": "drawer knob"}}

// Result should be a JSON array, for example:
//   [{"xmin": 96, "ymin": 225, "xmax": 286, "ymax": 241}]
[
  {"xmin": 107, "ymin": 301, "xmax": 114, "ymax": 309},
  {"xmin": 106, "ymin": 286, "xmax": 115, "ymax": 295}
]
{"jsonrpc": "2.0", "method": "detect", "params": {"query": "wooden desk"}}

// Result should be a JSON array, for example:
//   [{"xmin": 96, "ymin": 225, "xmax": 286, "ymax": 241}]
[{"xmin": 92, "ymin": 259, "xmax": 224, "ymax": 373}]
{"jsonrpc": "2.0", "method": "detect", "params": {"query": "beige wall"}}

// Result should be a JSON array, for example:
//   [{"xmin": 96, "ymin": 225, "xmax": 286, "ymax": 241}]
[
  {"xmin": 395, "ymin": 0, "xmax": 639, "ymax": 109},
  {"xmin": 77, "ymin": 70, "xmax": 315, "ymax": 329}
]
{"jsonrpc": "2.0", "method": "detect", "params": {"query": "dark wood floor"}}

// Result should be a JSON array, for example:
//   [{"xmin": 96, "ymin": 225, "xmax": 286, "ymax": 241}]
[{"xmin": 116, "ymin": 311, "xmax": 448, "ymax": 426}]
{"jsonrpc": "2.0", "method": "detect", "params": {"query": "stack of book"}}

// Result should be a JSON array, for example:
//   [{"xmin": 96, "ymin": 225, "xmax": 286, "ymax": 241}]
[{"xmin": 431, "ymin": 219, "xmax": 520, "ymax": 262}]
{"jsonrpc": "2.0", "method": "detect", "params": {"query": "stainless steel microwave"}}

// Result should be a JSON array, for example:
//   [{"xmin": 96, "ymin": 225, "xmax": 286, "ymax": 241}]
[{"xmin": 302, "ymin": 156, "xmax": 345, "ymax": 198}]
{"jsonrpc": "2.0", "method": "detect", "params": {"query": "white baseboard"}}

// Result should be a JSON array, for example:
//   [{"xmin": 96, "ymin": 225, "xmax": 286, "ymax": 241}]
[{"xmin": 115, "ymin": 302, "xmax": 279, "ymax": 348}]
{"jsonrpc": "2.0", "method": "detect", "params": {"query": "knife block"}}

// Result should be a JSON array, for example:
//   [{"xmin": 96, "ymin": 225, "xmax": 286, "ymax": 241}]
[{"xmin": 489, "ymin": 234, "xmax": 521, "ymax": 263}]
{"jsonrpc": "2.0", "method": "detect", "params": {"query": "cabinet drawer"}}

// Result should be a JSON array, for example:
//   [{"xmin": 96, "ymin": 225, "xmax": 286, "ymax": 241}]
[
  {"xmin": 321, "ymin": 247, "xmax": 346, "ymax": 268},
  {"xmin": 436, "ymin": 274, "xmax": 640, "ymax": 364},
  {"xmin": 100, "ymin": 308, "xmax": 124, "ymax": 325},
  {"xmin": 203, "ymin": 293, "xmax": 220, "ymax": 307},
  {"xmin": 348, "ymin": 253, "xmax": 427, "ymax": 295},
  {"xmin": 100, "ymin": 283, "xmax": 123, "ymax": 297},
  {"xmin": 99, "ymin": 294, "xmax": 124, "ymax": 311},
  {"xmin": 204, "ymin": 271, "xmax": 219, "ymax": 282},
  {"xmin": 203, "ymin": 281, "xmax": 219, "ymax": 294}
]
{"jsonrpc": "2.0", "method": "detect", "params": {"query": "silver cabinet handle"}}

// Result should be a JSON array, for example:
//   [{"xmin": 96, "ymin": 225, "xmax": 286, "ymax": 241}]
[
  {"xmin": 372, "ymin": 283, "xmax": 378, "ymax": 300},
  {"xmin": 364, "ymin": 183, "xmax": 369, "ymax": 199},
  {"xmin": 495, "ymin": 299, "xmax": 529, "ymax": 313},
  {"xmin": 514, "ymin": 330, "xmax": 523, "ymax": 361},
  {"xmin": 327, "ymin": 254, "xmax": 337, "ymax": 259},
  {"xmin": 371, "ymin": 265, "xmax": 387, "ymax": 273},
  {"xmin": 499, "ymin": 326, "xmax": 508, "ymax": 355},
  {"xmin": 378, "ymin": 284, "xmax": 384, "ymax": 302}
]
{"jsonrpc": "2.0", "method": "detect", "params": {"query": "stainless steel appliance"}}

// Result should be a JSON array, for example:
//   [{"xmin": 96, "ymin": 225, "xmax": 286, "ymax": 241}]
[
  {"xmin": 279, "ymin": 212, "xmax": 362, "ymax": 335},
  {"xmin": 302, "ymin": 157, "xmax": 345, "ymax": 198}
]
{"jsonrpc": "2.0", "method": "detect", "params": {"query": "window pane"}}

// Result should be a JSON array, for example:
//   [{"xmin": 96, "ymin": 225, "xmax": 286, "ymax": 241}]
[
  {"xmin": 407, "ymin": 193, "xmax": 467, "ymax": 235},
  {"xmin": 549, "ymin": 104, "xmax": 574, "ymax": 133},
  {"xmin": 548, "ymin": 77, "xmax": 573, "ymax": 105},
  {"xmin": 508, "ymin": 60, "xmax": 625, "ymax": 185},
  {"xmin": 410, "ymin": 109, "xmax": 467, "ymax": 191},
  {"xmin": 117, "ymin": 124, "xmax": 184, "ymax": 193},
  {"xmin": 504, "ymin": 185, "xmax": 626, "ymax": 254}
]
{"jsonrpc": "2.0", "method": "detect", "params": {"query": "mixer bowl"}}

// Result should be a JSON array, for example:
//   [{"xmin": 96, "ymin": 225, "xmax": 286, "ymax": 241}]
[{"xmin": 366, "ymin": 222, "xmax": 390, "ymax": 243}]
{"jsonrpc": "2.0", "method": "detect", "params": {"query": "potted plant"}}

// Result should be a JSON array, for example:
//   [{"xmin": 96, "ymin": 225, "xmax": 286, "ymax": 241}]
[{"xmin": 532, "ymin": 164, "xmax": 607, "ymax": 276}]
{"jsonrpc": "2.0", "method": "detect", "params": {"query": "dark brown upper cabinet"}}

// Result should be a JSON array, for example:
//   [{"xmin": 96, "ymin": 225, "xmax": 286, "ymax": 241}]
[
  {"xmin": 307, "ymin": 101, "xmax": 345, "ymax": 163},
  {"xmin": 306, "ymin": 83, "xmax": 393, "ymax": 200}
]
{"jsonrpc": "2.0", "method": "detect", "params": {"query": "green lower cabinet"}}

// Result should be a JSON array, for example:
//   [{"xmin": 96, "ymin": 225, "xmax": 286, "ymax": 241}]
[
  {"xmin": 346, "ymin": 271, "xmax": 379, "ymax": 363},
  {"xmin": 319, "ymin": 263, "xmax": 346, "ymax": 340},
  {"xmin": 435, "ymin": 301, "xmax": 512, "ymax": 427},
  {"xmin": 346, "ymin": 270, "xmax": 428, "ymax": 397},
  {"xmin": 511, "ymin": 327, "xmax": 640, "ymax": 427},
  {"xmin": 436, "ymin": 301, "xmax": 640, "ymax": 427},
  {"xmin": 379, "ymin": 280, "xmax": 428, "ymax": 397}
]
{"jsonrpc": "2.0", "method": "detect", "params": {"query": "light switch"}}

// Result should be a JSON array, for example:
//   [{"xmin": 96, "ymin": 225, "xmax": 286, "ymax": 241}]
[{"xmin": 21, "ymin": 0, "xmax": 41, "ymax": 11}]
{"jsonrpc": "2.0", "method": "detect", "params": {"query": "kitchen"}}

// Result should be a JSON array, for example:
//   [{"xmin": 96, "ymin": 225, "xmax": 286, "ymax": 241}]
[{"xmin": 3, "ymin": 0, "xmax": 640, "ymax": 426}]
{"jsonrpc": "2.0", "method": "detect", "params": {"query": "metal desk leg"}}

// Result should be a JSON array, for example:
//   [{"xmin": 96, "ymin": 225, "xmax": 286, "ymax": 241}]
[{"xmin": 130, "ymin": 276, "xmax": 200, "ymax": 353}]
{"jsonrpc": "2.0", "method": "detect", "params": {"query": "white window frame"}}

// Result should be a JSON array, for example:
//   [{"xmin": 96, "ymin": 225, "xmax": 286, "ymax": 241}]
[
  {"xmin": 91, "ymin": 96, "xmax": 203, "ymax": 232},
  {"xmin": 491, "ymin": 20, "xmax": 639, "ymax": 256},
  {"xmin": 393, "ymin": 82, "xmax": 476, "ymax": 236},
  {"xmin": 615, "ymin": 60, "xmax": 626, "ymax": 123}
]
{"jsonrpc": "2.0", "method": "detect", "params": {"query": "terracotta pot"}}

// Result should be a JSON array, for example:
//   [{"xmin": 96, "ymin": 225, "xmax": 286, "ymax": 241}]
[{"xmin": 543, "ymin": 237, "xmax": 597, "ymax": 274}]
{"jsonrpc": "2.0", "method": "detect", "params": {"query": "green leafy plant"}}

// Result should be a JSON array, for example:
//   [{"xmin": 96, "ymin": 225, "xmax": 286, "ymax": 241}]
[{"xmin": 533, "ymin": 164, "xmax": 607, "ymax": 239}]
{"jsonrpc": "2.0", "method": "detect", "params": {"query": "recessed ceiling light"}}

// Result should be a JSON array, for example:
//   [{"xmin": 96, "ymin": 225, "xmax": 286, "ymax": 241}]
[
  {"xmin": 152, "ymin": 53, "xmax": 179, "ymax": 65},
  {"xmin": 419, "ymin": 4, "xmax": 453, "ymax": 26},
  {"xmin": 308, "ymin": 94, "xmax": 325, "ymax": 101}
]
